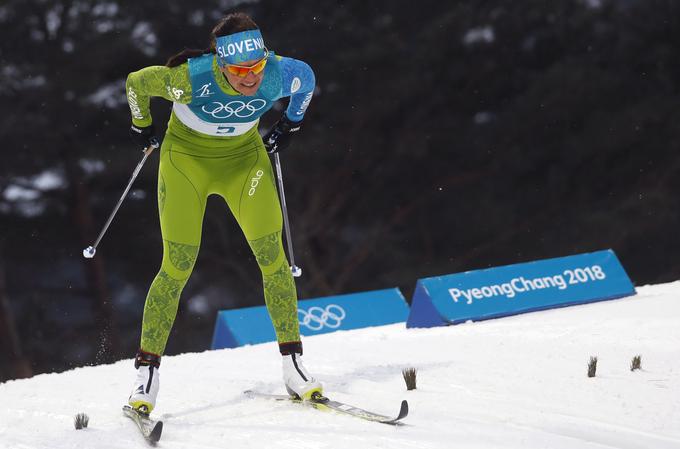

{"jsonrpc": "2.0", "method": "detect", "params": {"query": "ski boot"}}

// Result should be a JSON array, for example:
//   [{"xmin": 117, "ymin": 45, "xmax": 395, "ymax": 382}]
[
  {"xmin": 280, "ymin": 343, "xmax": 323, "ymax": 400},
  {"xmin": 128, "ymin": 349, "xmax": 160, "ymax": 414}
]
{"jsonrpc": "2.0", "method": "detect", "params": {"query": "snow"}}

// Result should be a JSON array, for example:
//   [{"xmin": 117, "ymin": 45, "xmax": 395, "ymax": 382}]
[
  {"xmin": 2, "ymin": 170, "xmax": 66, "ymax": 217},
  {"xmin": 1, "ymin": 282, "xmax": 679, "ymax": 448},
  {"xmin": 0, "ymin": 66, "xmax": 47, "ymax": 91},
  {"xmin": 45, "ymin": 6, "xmax": 63, "ymax": 40},
  {"xmin": 86, "ymin": 80, "xmax": 127, "ymax": 108},
  {"xmin": 78, "ymin": 159, "xmax": 106, "ymax": 175},
  {"xmin": 3, "ymin": 170, "xmax": 65, "ymax": 200},
  {"xmin": 29, "ymin": 170, "xmax": 65, "ymax": 191},
  {"xmin": 3, "ymin": 185, "xmax": 41, "ymax": 202},
  {"xmin": 463, "ymin": 26, "xmax": 495, "ymax": 45},
  {"xmin": 130, "ymin": 22, "xmax": 158, "ymax": 57},
  {"xmin": 583, "ymin": 0, "xmax": 603, "ymax": 9}
]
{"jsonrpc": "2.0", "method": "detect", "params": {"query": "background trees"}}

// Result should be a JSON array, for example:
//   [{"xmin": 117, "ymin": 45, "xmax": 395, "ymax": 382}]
[{"xmin": 1, "ymin": 0, "xmax": 678, "ymax": 381}]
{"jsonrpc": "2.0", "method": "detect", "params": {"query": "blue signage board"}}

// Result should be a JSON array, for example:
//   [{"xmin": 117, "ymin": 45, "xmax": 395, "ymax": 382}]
[
  {"xmin": 212, "ymin": 288, "xmax": 409, "ymax": 349},
  {"xmin": 406, "ymin": 249, "xmax": 636, "ymax": 328}
]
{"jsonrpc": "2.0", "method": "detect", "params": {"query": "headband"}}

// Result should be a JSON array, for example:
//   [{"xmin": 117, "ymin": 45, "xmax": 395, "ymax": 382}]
[{"xmin": 215, "ymin": 29, "xmax": 266, "ymax": 66}]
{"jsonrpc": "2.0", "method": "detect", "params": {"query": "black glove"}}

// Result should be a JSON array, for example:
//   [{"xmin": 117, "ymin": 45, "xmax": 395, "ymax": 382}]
[
  {"xmin": 263, "ymin": 115, "xmax": 303, "ymax": 154},
  {"xmin": 129, "ymin": 124, "xmax": 159, "ymax": 150}
]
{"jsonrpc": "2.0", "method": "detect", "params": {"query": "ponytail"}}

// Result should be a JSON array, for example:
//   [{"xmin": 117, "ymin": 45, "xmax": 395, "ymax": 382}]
[{"xmin": 165, "ymin": 47, "xmax": 214, "ymax": 68}]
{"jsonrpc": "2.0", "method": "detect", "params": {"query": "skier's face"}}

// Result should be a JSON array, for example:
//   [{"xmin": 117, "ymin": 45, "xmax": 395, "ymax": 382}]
[{"xmin": 221, "ymin": 58, "xmax": 265, "ymax": 96}]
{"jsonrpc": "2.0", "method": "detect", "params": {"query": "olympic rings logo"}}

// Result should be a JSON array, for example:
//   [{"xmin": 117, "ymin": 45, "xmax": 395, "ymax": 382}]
[
  {"xmin": 201, "ymin": 99, "xmax": 267, "ymax": 119},
  {"xmin": 298, "ymin": 305, "xmax": 346, "ymax": 331}
]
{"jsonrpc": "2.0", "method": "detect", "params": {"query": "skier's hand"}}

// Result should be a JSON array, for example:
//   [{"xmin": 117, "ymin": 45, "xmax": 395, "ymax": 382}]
[
  {"xmin": 129, "ymin": 124, "xmax": 159, "ymax": 151},
  {"xmin": 263, "ymin": 115, "xmax": 303, "ymax": 154}
]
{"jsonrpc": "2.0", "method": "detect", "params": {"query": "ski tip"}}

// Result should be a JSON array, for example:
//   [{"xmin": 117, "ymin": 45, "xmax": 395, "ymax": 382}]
[
  {"xmin": 398, "ymin": 400, "xmax": 409, "ymax": 420},
  {"xmin": 149, "ymin": 421, "xmax": 163, "ymax": 443},
  {"xmin": 377, "ymin": 400, "xmax": 409, "ymax": 425}
]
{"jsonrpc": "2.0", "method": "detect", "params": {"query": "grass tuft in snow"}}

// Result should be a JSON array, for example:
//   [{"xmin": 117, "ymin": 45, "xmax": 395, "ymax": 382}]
[
  {"xmin": 402, "ymin": 367, "xmax": 417, "ymax": 390},
  {"xmin": 588, "ymin": 356, "xmax": 598, "ymax": 378},
  {"xmin": 73, "ymin": 412, "xmax": 89, "ymax": 430},
  {"xmin": 630, "ymin": 355, "xmax": 642, "ymax": 371}
]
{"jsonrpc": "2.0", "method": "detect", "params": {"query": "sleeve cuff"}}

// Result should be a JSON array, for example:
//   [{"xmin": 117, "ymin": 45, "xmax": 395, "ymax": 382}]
[{"xmin": 132, "ymin": 117, "xmax": 153, "ymax": 128}]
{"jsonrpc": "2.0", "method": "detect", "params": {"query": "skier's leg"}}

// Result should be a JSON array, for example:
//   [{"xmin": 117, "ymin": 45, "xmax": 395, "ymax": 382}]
[
  {"xmin": 216, "ymin": 146, "xmax": 322, "ymax": 399},
  {"xmin": 130, "ymin": 139, "xmax": 208, "ymax": 412},
  {"xmin": 217, "ymin": 147, "xmax": 300, "ymax": 346},
  {"xmin": 140, "ymin": 142, "xmax": 208, "ymax": 355}
]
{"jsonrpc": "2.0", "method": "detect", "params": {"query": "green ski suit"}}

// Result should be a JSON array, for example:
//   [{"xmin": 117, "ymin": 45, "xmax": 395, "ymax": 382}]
[{"xmin": 125, "ymin": 53, "xmax": 314, "ymax": 356}]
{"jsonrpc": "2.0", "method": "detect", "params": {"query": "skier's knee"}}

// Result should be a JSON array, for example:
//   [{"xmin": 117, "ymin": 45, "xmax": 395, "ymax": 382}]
[
  {"xmin": 161, "ymin": 239, "xmax": 199, "ymax": 279},
  {"xmin": 248, "ymin": 231, "xmax": 285, "ymax": 274}
]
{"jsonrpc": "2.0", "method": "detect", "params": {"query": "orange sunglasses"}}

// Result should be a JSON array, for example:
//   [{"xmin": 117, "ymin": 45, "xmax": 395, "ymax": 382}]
[{"xmin": 224, "ymin": 50, "xmax": 269, "ymax": 77}]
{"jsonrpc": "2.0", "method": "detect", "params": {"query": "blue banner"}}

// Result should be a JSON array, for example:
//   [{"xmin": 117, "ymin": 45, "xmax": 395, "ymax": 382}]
[
  {"xmin": 406, "ymin": 249, "xmax": 636, "ymax": 328},
  {"xmin": 212, "ymin": 288, "xmax": 409, "ymax": 349}
]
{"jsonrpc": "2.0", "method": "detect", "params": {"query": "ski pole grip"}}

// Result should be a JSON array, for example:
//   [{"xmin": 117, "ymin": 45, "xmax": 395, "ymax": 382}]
[{"xmin": 144, "ymin": 138, "xmax": 160, "ymax": 155}]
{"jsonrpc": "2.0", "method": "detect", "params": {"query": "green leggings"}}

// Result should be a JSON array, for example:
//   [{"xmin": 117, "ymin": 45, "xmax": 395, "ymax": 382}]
[{"xmin": 139, "ymin": 127, "xmax": 300, "ymax": 355}]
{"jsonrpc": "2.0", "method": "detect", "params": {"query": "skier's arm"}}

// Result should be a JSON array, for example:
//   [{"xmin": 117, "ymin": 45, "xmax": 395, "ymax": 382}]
[
  {"xmin": 278, "ymin": 56, "xmax": 316, "ymax": 122},
  {"xmin": 125, "ymin": 65, "xmax": 193, "ymax": 127},
  {"xmin": 262, "ymin": 56, "xmax": 315, "ymax": 153}
]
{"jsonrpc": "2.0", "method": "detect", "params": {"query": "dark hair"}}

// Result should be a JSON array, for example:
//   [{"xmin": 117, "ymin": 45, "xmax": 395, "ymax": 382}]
[{"xmin": 165, "ymin": 12, "xmax": 259, "ymax": 68}]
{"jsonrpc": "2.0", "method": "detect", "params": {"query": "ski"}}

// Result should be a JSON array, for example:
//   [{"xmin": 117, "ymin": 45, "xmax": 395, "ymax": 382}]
[
  {"xmin": 122, "ymin": 405, "xmax": 163, "ymax": 445},
  {"xmin": 244, "ymin": 390, "xmax": 408, "ymax": 425}
]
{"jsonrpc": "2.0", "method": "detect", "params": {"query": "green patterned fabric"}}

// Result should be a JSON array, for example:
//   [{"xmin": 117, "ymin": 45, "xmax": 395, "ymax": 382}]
[
  {"xmin": 138, "ymin": 131, "xmax": 300, "ymax": 355},
  {"xmin": 249, "ymin": 231, "xmax": 282, "ymax": 267},
  {"xmin": 126, "ymin": 64, "xmax": 192, "ymax": 127},
  {"xmin": 248, "ymin": 230, "xmax": 299, "ymax": 343},
  {"xmin": 141, "ymin": 267, "xmax": 188, "ymax": 355},
  {"xmin": 261, "ymin": 258, "xmax": 299, "ymax": 343},
  {"xmin": 168, "ymin": 240, "xmax": 199, "ymax": 272},
  {"xmin": 158, "ymin": 173, "xmax": 166, "ymax": 216},
  {"xmin": 125, "ymin": 56, "xmax": 247, "ymax": 127}
]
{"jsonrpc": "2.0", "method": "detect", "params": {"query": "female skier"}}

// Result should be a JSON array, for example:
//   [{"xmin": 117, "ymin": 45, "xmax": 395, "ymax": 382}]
[{"xmin": 124, "ymin": 12, "xmax": 321, "ymax": 414}]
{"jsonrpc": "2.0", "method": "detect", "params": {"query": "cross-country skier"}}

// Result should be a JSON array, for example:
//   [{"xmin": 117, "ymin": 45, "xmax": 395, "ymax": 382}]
[{"xmin": 124, "ymin": 12, "xmax": 321, "ymax": 414}]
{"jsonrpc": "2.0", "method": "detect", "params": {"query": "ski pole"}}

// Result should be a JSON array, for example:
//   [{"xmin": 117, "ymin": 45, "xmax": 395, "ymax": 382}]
[
  {"xmin": 273, "ymin": 153, "xmax": 302, "ymax": 277},
  {"xmin": 82, "ymin": 140, "xmax": 159, "ymax": 259}
]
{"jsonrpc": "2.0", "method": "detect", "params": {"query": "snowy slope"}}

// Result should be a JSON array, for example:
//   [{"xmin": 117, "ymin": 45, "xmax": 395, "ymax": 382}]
[{"xmin": 1, "ymin": 282, "xmax": 679, "ymax": 449}]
